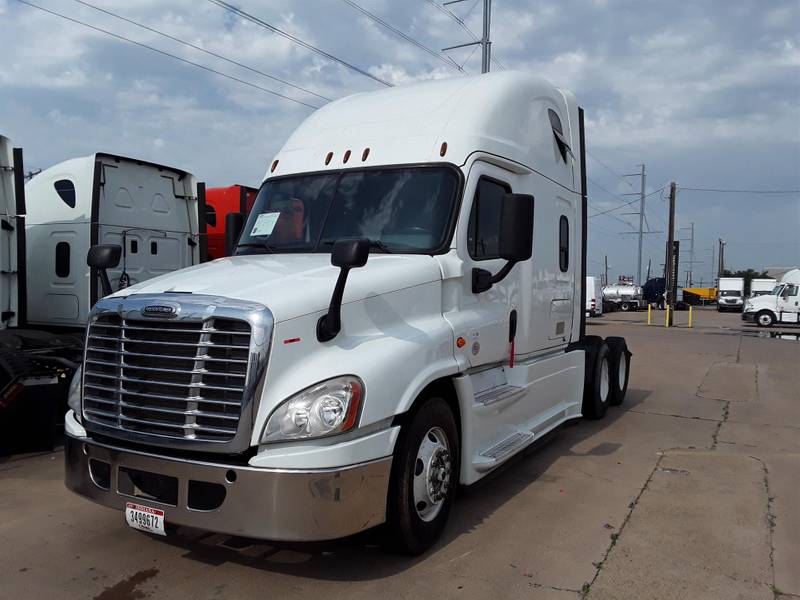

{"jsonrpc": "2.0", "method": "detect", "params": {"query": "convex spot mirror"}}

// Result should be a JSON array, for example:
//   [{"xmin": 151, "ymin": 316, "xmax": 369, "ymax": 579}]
[
  {"xmin": 87, "ymin": 244, "xmax": 121, "ymax": 270},
  {"xmin": 332, "ymin": 237, "xmax": 370, "ymax": 268},
  {"xmin": 472, "ymin": 193, "xmax": 534, "ymax": 294}
]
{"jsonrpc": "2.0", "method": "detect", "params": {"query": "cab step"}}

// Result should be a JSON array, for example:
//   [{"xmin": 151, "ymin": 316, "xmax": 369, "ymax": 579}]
[
  {"xmin": 474, "ymin": 383, "xmax": 525, "ymax": 406},
  {"xmin": 474, "ymin": 431, "xmax": 534, "ymax": 471}
]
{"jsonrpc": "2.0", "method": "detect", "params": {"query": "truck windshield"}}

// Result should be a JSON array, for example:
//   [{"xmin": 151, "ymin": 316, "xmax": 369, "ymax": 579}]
[
  {"xmin": 772, "ymin": 285, "xmax": 784, "ymax": 296},
  {"xmin": 236, "ymin": 166, "xmax": 460, "ymax": 255},
  {"xmin": 720, "ymin": 290, "xmax": 741, "ymax": 297}
]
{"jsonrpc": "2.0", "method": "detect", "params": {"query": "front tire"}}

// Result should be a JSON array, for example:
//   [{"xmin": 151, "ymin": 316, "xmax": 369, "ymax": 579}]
[
  {"xmin": 385, "ymin": 397, "xmax": 459, "ymax": 554},
  {"xmin": 756, "ymin": 310, "xmax": 775, "ymax": 327}
]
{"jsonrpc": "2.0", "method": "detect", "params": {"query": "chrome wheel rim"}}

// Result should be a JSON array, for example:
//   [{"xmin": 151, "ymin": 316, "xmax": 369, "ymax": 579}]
[
  {"xmin": 758, "ymin": 313, "xmax": 771, "ymax": 326},
  {"xmin": 618, "ymin": 352, "xmax": 628, "ymax": 390},
  {"xmin": 599, "ymin": 357, "xmax": 610, "ymax": 403},
  {"xmin": 413, "ymin": 427, "xmax": 451, "ymax": 522}
]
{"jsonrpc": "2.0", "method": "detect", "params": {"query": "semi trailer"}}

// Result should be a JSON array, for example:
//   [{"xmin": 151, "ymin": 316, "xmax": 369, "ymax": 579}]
[{"xmin": 64, "ymin": 72, "xmax": 631, "ymax": 554}]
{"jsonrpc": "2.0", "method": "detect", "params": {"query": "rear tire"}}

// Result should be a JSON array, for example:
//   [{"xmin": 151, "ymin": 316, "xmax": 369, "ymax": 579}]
[
  {"xmin": 385, "ymin": 397, "xmax": 459, "ymax": 555},
  {"xmin": 620, "ymin": 301, "xmax": 631, "ymax": 312},
  {"xmin": 605, "ymin": 337, "xmax": 631, "ymax": 406},
  {"xmin": 582, "ymin": 342, "xmax": 611, "ymax": 420}
]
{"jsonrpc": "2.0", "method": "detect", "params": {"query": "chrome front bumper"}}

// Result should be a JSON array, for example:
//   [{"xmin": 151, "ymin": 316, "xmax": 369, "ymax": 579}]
[{"xmin": 65, "ymin": 433, "xmax": 392, "ymax": 542}]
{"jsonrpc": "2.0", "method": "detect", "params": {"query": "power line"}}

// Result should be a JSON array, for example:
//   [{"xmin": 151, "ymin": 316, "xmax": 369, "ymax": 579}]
[
  {"xmin": 423, "ymin": 0, "xmax": 506, "ymax": 70},
  {"xmin": 207, "ymin": 0, "xmax": 392, "ymax": 87},
  {"xmin": 680, "ymin": 187, "xmax": 800, "ymax": 194},
  {"xmin": 587, "ymin": 150, "xmax": 636, "ymax": 190},
  {"xmin": 17, "ymin": 0, "xmax": 321, "ymax": 109},
  {"xmin": 71, "ymin": 0, "xmax": 331, "ymax": 102},
  {"xmin": 588, "ymin": 176, "xmax": 630, "ymax": 204},
  {"xmin": 339, "ymin": 0, "xmax": 465, "ymax": 73},
  {"xmin": 588, "ymin": 197, "xmax": 639, "ymax": 218}
]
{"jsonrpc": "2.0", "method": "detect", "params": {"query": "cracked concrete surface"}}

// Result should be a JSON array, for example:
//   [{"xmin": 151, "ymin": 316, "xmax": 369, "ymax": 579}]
[{"xmin": 0, "ymin": 309, "xmax": 797, "ymax": 600}]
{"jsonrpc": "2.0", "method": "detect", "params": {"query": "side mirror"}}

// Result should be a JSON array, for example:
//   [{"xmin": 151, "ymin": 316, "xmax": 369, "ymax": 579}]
[
  {"xmin": 225, "ymin": 211, "xmax": 245, "ymax": 256},
  {"xmin": 87, "ymin": 244, "xmax": 122, "ymax": 297},
  {"xmin": 317, "ymin": 239, "xmax": 370, "ymax": 342},
  {"xmin": 473, "ymin": 193, "xmax": 534, "ymax": 293}
]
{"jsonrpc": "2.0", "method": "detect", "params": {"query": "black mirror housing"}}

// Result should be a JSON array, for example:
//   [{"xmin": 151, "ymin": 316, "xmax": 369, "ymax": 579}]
[
  {"xmin": 331, "ymin": 238, "xmax": 370, "ymax": 268},
  {"xmin": 87, "ymin": 244, "xmax": 122, "ymax": 270},
  {"xmin": 472, "ymin": 194, "xmax": 534, "ymax": 293},
  {"xmin": 225, "ymin": 212, "xmax": 245, "ymax": 256},
  {"xmin": 499, "ymin": 193, "xmax": 534, "ymax": 262}
]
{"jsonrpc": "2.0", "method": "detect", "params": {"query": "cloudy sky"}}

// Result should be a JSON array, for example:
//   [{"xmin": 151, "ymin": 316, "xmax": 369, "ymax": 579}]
[{"xmin": 1, "ymin": 0, "xmax": 798, "ymax": 282}]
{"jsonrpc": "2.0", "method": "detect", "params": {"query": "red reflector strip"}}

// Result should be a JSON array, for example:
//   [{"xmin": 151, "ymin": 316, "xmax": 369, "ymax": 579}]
[{"xmin": 283, "ymin": 337, "xmax": 301, "ymax": 344}]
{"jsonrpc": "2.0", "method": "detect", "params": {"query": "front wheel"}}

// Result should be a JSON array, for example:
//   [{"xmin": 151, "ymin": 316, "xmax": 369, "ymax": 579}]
[
  {"xmin": 756, "ymin": 311, "xmax": 775, "ymax": 327},
  {"xmin": 385, "ymin": 398, "xmax": 459, "ymax": 554}
]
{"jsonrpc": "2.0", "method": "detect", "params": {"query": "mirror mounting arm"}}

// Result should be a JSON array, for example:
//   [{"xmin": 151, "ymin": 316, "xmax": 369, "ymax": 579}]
[
  {"xmin": 317, "ymin": 267, "xmax": 351, "ymax": 342},
  {"xmin": 472, "ymin": 261, "xmax": 517, "ymax": 294}
]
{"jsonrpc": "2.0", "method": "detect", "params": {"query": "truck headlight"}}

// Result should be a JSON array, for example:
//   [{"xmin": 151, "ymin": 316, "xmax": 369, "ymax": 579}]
[
  {"xmin": 67, "ymin": 366, "xmax": 82, "ymax": 423},
  {"xmin": 261, "ymin": 376, "xmax": 363, "ymax": 443}
]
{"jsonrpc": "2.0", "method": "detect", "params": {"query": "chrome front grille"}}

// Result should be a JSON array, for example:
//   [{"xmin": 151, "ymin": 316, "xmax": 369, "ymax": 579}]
[{"xmin": 81, "ymin": 294, "xmax": 273, "ymax": 452}]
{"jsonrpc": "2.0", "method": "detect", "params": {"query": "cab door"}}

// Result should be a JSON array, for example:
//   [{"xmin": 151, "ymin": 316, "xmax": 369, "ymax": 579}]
[
  {"xmin": 778, "ymin": 284, "xmax": 799, "ymax": 323},
  {"xmin": 450, "ymin": 161, "xmax": 523, "ymax": 369}
]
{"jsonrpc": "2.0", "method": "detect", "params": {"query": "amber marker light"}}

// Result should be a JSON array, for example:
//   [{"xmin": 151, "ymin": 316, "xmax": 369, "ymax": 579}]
[
  {"xmin": 362, "ymin": 147, "xmax": 370, "ymax": 161},
  {"xmin": 324, "ymin": 152, "xmax": 333, "ymax": 165},
  {"xmin": 456, "ymin": 336, "xmax": 466, "ymax": 348},
  {"xmin": 343, "ymin": 149, "xmax": 352, "ymax": 163},
  {"xmin": 440, "ymin": 142, "xmax": 448, "ymax": 157},
  {"xmin": 270, "ymin": 160, "xmax": 279, "ymax": 173}
]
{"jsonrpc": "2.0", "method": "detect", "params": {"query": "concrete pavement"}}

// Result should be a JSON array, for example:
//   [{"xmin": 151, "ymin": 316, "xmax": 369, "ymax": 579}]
[{"xmin": 0, "ymin": 311, "xmax": 797, "ymax": 599}]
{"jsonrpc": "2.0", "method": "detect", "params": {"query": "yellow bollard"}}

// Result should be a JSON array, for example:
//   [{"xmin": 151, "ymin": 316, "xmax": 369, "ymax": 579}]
[
  {"xmin": 664, "ymin": 305, "xmax": 670, "ymax": 327},
  {"xmin": 647, "ymin": 304, "xmax": 652, "ymax": 325},
  {"xmin": 688, "ymin": 306, "xmax": 693, "ymax": 328}
]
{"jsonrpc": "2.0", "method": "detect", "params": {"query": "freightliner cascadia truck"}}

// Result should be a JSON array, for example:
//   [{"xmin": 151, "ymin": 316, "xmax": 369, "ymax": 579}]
[{"xmin": 65, "ymin": 72, "xmax": 631, "ymax": 554}]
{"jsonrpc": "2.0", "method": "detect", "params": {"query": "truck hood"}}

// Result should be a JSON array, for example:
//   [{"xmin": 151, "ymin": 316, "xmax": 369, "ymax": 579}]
[{"xmin": 112, "ymin": 254, "xmax": 443, "ymax": 322}]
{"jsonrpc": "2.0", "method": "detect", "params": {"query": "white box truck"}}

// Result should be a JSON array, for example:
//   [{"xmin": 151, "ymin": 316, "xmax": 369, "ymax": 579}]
[
  {"xmin": 24, "ymin": 153, "xmax": 205, "ymax": 328},
  {"xmin": 742, "ymin": 269, "xmax": 800, "ymax": 326},
  {"xmin": 64, "ymin": 72, "xmax": 631, "ymax": 554},
  {"xmin": 586, "ymin": 276, "xmax": 603, "ymax": 317},
  {"xmin": 749, "ymin": 278, "xmax": 777, "ymax": 299},
  {"xmin": 717, "ymin": 277, "xmax": 745, "ymax": 312}
]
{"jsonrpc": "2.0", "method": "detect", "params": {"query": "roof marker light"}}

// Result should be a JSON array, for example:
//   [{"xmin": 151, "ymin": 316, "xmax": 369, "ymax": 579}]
[
  {"xmin": 324, "ymin": 152, "xmax": 333, "ymax": 165},
  {"xmin": 440, "ymin": 142, "xmax": 448, "ymax": 157},
  {"xmin": 343, "ymin": 149, "xmax": 351, "ymax": 164},
  {"xmin": 270, "ymin": 160, "xmax": 279, "ymax": 173},
  {"xmin": 362, "ymin": 147, "xmax": 370, "ymax": 162}
]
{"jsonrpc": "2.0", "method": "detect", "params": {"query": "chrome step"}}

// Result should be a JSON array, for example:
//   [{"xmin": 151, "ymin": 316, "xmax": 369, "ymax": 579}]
[
  {"xmin": 474, "ymin": 384, "xmax": 525, "ymax": 406},
  {"xmin": 479, "ymin": 431, "xmax": 534, "ymax": 464}
]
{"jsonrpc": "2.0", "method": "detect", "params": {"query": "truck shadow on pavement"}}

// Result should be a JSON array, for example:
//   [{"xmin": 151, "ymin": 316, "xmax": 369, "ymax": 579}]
[{"xmin": 154, "ymin": 390, "xmax": 647, "ymax": 580}]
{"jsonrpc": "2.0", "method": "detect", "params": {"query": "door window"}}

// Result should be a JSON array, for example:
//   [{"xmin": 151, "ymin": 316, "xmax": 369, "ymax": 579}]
[
  {"xmin": 467, "ymin": 178, "xmax": 511, "ymax": 260},
  {"xmin": 558, "ymin": 215, "xmax": 569, "ymax": 272}
]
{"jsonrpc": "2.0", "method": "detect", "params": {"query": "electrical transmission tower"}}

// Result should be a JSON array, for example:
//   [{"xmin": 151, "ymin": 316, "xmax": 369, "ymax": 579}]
[{"xmin": 441, "ymin": 0, "xmax": 493, "ymax": 73}]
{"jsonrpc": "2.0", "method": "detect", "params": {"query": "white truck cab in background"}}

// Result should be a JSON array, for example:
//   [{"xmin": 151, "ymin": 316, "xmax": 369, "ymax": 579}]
[
  {"xmin": 743, "ymin": 269, "xmax": 800, "ymax": 327},
  {"xmin": 717, "ymin": 277, "xmax": 745, "ymax": 311},
  {"xmin": 749, "ymin": 278, "xmax": 777, "ymax": 299},
  {"xmin": 24, "ymin": 154, "xmax": 204, "ymax": 328},
  {"xmin": 586, "ymin": 276, "xmax": 603, "ymax": 317},
  {"xmin": 64, "ymin": 72, "xmax": 631, "ymax": 554}
]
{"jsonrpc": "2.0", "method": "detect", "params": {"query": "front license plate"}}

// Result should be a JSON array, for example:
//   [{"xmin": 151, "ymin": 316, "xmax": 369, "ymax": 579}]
[{"xmin": 125, "ymin": 502, "xmax": 166, "ymax": 536}]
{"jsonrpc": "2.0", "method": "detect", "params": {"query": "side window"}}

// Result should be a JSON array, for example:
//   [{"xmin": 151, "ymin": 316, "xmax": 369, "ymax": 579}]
[
  {"xmin": 54, "ymin": 179, "xmax": 76, "ymax": 208},
  {"xmin": 785, "ymin": 285, "xmax": 798, "ymax": 297},
  {"xmin": 468, "ymin": 178, "xmax": 510, "ymax": 260},
  {"xmin": 55, "ymin": 242, "xmax": 70, "ymax": 278},
  {"xmin": 548, "ymin": 109, "xmax": 572, "ymax": 163},
  {"xmin": 558, "ymin": 215, "xmax": 569, "ymax": 272}
]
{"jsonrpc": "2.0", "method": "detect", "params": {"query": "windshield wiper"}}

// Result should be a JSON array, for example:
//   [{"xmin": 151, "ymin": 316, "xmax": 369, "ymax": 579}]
[
  {"xmin": 237, "ymin": 240, "xmax": 276, "ymax": 254},
  {"xmin": 321, "ymin": 239, "xmax": 392, "ymax": 253}
]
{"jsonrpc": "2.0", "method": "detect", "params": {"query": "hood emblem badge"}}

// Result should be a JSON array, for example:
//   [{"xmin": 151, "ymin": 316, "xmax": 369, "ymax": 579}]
[{"xmin": 143, "ymin": 304, "xmax": 178, "ymax": 318}]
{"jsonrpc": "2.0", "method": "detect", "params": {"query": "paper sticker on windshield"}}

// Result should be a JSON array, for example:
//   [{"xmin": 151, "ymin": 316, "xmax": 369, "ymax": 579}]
[{"xmin": 251, "ymin": 212, "xmax": 280, "ymax": 237}]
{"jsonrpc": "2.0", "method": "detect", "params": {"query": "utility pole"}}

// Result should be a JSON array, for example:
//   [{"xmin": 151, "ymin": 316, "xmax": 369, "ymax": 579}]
[
  {"xmin": 621, "ymin": 164, "xmax": 646, "ymax": 285},
  {"xmin": 441, "ymin": 0, "xmax": 492, "ymax": 73},
  {"xmin": 717, "ymin": 238, "xmax": 726, "ymax": 281},
  {"xmin": 664, "ymin": 182, "xmax": 677, "ymax": 326},
  {"xmin": 604, "ymin": 255, "xmax": 608, "ymax": 286},
  {"xmin": 646, "ymin": 258, "xmax": 651, "ymax": 282}
]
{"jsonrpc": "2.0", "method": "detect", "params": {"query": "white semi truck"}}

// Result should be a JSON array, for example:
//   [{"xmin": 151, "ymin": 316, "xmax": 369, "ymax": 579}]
[
  {"xmin": 64, "ymin": 72, "xmax": 631, "ymax": 554},
  {"xmin": 717, "ymin": 277, "xmax": 745, "ymax": 312},
  {"xmin": 742, "ymin": 269, "xmax": 800, "ymax": 326}
]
